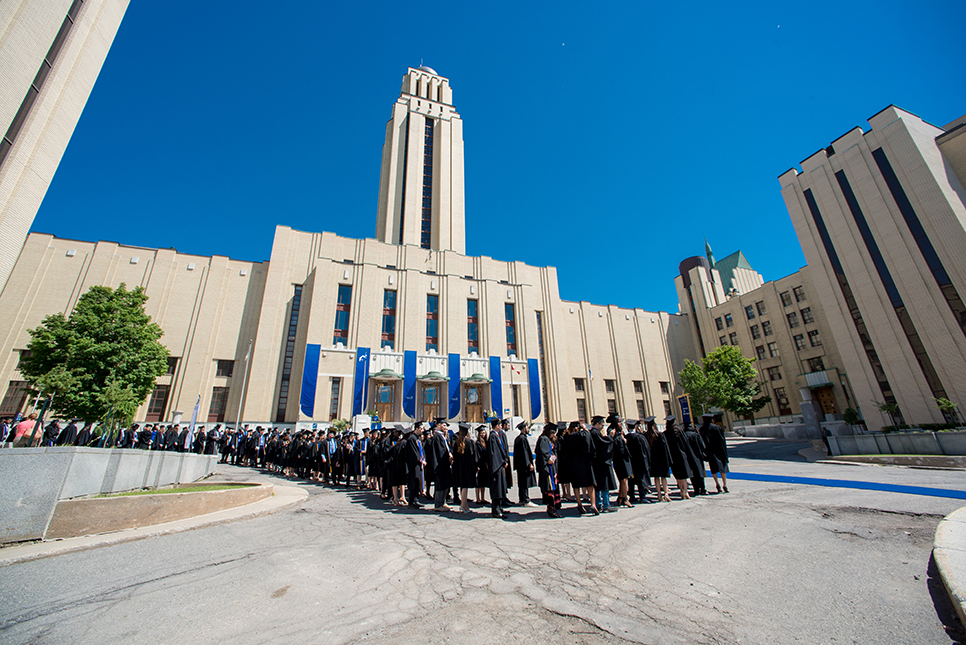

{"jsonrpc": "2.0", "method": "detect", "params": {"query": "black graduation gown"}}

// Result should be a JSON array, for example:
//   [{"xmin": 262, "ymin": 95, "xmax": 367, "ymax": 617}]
[
  {"xmin": 42, "ymin": 423, "xmax": 60, "ymax": 446},
  {"xmin": 486, "ymin": 430, "xmax": 509, "ymax": 500},
  {"xmin": 513, "ymin": 434, "xmax": 536, "ymax": 489},
  {"xmin": 389, "ymin": 439, "xmax": 408, "ymax": 486},
  {"xmin": 535, "ymin": 435, "xmax": 557, "ymax": 494},
  {"xmin": 683, "ymin": 429, "xmax": 706, "ymax": 477},
  {"xmin": 612, "ymin": 433, "xmax": 633, "ymax": 480},
  {"xmin": 701, "ymin": 422, "xmax": 729, "ymax": 474},
  {"xmin": 556, "ymin": 432, "xmax": 571, "ymax": 485},
  {"xmin": 57, "ymin": 423, "xmax": 79, "ymax": 446},
  {"xmin": 452, "ymin": 438, "xmax": 477, "ymax": 489},
  {"xmin": 591, "ymin": 429, "xmax": 617, "ymax": 491},
  {"xmin": 74, "ymin": 425, "xmax": 92, "ymax": 447},
  {"xmin": 567, "ymin": 429, "xmax": 596, "ymax": 488},
  {"xmin": 648, "ymin": 432, "xmax": 671, "ymax": 477},
  {"xmin": 429, "ymin": 432, "xmax": 452, "ymax": 490},
  {"xmin": 475, "ymin": 440, "xmax": 490, "ymax": 488},
  {"xmin": 665, "ymin": 427, "xmax": 694, "ymax": 480},
  {"xmin": 626, "ymin": 431, "xmax": 651, "ymax": 482}
]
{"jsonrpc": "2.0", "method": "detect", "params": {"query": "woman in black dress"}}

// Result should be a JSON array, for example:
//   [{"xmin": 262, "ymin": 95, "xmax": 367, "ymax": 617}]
[
  {"xmin": 535, "ymin": 423, "xmax": 561, "ymax": 518},
  {"xmin": 645, "ymin": 418, "xmax": 672, "ymax": 502},
  {"xmin": 612, "ymin": 422, "xmax": 634, "ymax": 507},
  {"xmin": 452, "ymin": 424, "xmax": 475, "ymax": 513},
  {"xmin": 474, "ymin": 426, "xmax": 489, "ymax": 504}
]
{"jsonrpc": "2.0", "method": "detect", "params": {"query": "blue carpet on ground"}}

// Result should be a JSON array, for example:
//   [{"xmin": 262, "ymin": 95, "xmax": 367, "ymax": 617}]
[{"xmin": 719, "ymin": 471, "xmax": 966, "ymax": 499}]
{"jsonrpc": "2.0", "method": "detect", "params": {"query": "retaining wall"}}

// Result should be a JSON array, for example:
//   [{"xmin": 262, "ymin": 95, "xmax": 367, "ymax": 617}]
[
  {"xmin": 0, "ymin": 447, "xmax": 218, "ymax": 544},
  {"xmin": 828, "ymin": 431, "xmax": 966, "ymax": 457}
]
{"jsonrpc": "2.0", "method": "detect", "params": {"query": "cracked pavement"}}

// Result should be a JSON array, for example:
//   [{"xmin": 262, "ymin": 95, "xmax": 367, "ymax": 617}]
[{"xmin": 1, "ymin": 440, "xmax": 964, "ymax": 644}]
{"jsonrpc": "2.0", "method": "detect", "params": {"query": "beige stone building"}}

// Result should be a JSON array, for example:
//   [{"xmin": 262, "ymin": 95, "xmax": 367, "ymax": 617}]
[
  {"xmin": 779, "ymin": 107, "xmax": 966, "ymax": 432},
  {"xmin": 0, "ymin": 0, "xmax": 130, "ymax": 293},
  {"xmin": 0, "ymin": 67, "xmax": 696, "ymax": 427}
]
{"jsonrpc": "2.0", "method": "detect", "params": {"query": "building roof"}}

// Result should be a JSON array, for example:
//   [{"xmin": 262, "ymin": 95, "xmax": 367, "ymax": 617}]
[{"xmin": 712, "ymin": 249, "xmax": 754, "ymax": 293}]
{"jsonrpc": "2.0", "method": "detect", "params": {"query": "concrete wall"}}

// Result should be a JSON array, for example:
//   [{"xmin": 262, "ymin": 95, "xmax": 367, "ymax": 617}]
[
  {"xmin": 828, "ymin": 431, "xmax": 966, "ymax": 457},
  {"xmin": 738, "ymin": 423, "xmax": 822, "ymax": 440},
  {"xmin": 0, "ymin": 447, "xmax": 218, "ymax": 544}
]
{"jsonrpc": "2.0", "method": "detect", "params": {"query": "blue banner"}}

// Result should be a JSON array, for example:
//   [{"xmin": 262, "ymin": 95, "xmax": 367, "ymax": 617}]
[
  {"xmin": 678, "ymin": 394, "xmax": 692, "ymax": 426},
  {"xmin": 489, "ymin": 356, "xmax": 503, "ymax": 418},
  {"xmin": 300, "ymin": 344, "xmax": 321, "ymax": 417},
  {"xmin": 448, "ymin": 353, "xmax": 461, "ymax": 419},
  {"xmin": 527, "ymin": 358, "xmax": 541, "ymax": 420},
  {"xmin": 353, "ymin": 347, "xmax": 371, "ymax": 416},
  {"xmin": 403, "ymin": 350, "xmax": 417, "ymax": 419}
]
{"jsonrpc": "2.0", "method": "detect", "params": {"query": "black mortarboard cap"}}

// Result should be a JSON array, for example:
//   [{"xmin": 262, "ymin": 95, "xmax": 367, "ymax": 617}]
[
  {"xmin": 605, "ymin": 414, "xmax": 621, "ymax": 425},
  {"xmin": 625, "ymin": 419, "xmax": 639, "ymax": 428},
  {"xmin": 544, "ymin": 421, "xmax": 557, "ymax": 432},
  {"xmin": 458, "ymin": 423, "xmax": 471, "ymax": 431},
  {"xmin": 642, "ymin": 416, "xmax": 656, "ymax": 424},
  {"xmin": 665, "ymin": 415, "xmax": 676, "ymax": 422},
  {"xmin": 516, "ymin": 421, "xmax": 528, "ymax": 431},
  {"xmin": 591, "ymin": 415, "xmax": 605, "ymax": 424},
  {"xmin": 702, "ymin": 413, "xmax": 714, "ymax": 420}
]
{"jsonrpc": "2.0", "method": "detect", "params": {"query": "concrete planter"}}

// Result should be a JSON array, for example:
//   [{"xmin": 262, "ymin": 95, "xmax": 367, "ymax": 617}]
[
  {"xmin": 853, "ymin": 435, "xmax": 881, "ymax": 454},
  {"xmin": 937, "ymin": 432, "xmax": 966, "ymax": 456}
]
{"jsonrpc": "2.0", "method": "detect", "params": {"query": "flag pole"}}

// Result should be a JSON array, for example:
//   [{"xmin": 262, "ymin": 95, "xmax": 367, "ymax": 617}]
[{"xmin": 234, "ymin": 340, "xmax": 253, "ymax": 431}]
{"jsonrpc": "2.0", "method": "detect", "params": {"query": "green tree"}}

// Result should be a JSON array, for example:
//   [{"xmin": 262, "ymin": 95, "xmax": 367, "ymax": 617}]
[
  {"xmin": 19, "ymin": 284, "xmax": 168, "ymax": 422},
  {"xmin": 679, "ymin": 345, "xmax": 770, "ymax": 419}
]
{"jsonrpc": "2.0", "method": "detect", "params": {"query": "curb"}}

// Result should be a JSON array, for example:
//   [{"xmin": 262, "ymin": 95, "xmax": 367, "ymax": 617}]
[
  {"xmin": 934, "ymin": 505, "xmax": 966, "ymax": 629},
  {"xmin": 0, "ymin": 484, "xmax": 307, "ymax": 567}
]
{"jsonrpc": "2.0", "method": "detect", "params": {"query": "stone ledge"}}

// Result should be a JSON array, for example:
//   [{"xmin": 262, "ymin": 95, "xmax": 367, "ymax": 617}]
[
  {"xmin": 934, "ymin": 505, "xmax": 966, "ymax": 630},
  {"xmin": 828, "ymin": 455, "xmax": 966, "ymax": 469},
  {"xmin": 45, "ymin": 482, "xmax": 272, "ymax": 540}
]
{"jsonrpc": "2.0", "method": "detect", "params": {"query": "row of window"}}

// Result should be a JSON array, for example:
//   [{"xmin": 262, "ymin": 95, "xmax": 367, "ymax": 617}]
[{"xmin": 780, "ymin": 286, "xmax": 807, "ymax": 307}]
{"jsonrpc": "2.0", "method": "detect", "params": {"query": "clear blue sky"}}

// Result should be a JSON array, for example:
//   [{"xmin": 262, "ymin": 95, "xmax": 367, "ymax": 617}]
[{"xmin": 32, "ymin": 0, "xmax": 966, "ymax": 313}]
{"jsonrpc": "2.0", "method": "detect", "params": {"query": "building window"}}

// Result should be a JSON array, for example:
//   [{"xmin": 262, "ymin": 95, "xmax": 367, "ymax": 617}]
[
  {"xmin": 381, "ymin": 290, "xmax": 397, "ymax": 350},
  {"xmin": 793, "ymin": 286, "xmax": 806, "ymax": 302},
  {"xmin": 467, "ymin": 299, "xmax": 479, "ymax": 353},
  {"xmin": 511, "ymin": 384, "xmax": 521, "ymax": 418},
  {"xmin": 0, "ymin": 381, "xmax": 29, "ymax": 416},
  {"xmin": 724, "ymin": 313, "xmax": 734, "ymax": 328},
  {"xmin": 146, "ymin": 385, "xmax": 170, "ymax": 422},
  {"xmin": 767, "ymin": 366, "xmax": 782, "ymax": 381},
  {"xmin": 659, "ymin": 381, "xmax": 670, "ymax": 395},
  {"xmin": 755, "ymin": 345, "xmax": 766, "ymax": 361},
  {"xmin": 663, "ymin": 400, "xmax": 672, "ymax": 416},
  {"xmin": 333, "ymin": 284, "xmax": 350, "ymax": 346},
  {"xmin": 780, "ymin": 291, "xmax": 793, "ymax": 307},
  {"xmin": 16, "ymin": 350, "xmax": 32, "ymax": 369},
  {"xmin": 636, "ymin": 400, "xmax": 646, "ymax": 417},
  {"xmin": 794, "ymin": 334, "xmax": 806, "ymax": 350},
  {"xmin": 756, "ymin": 301, "xmax": 767, "ymax": 316},
  {"xmin": 767, "ymin": 342, "xmax": 779, "ymax": 357},
  {"xmin": 720, "ymin": 336, "xmax": 727, "ymax": 346},
  {"xmin": 750, "ymin": 324, "xmax": 761, "ymax": 340},
  {"xmin": 328, "ymin": 377, "xmax": 342, "ymax": 421},
  {"xmin": 576, "ymin": 398, "xmax": 587, "ymax": 423},
  {"xmin": 426, "ymin": 294, "xmax": 439, "ymax": 352},
  {"xmin": 607, "ymin": 399, "xmax": 618, "ymax": 414},
  {"xmin": 215, "ymin": 360, "xmax": 234, "ymax": 378},
  {"xmin": 715, "ymin": 317, "xmax": 724, "ymax": 331},
  {"xmin": 208, "ymin": 386, "xmax": 229, "ymax": 422},
  {"xmin": 605, "ymin": 379, "xmax": 616, "ymax": 393},
  {"xmin": 728, "ymin": 332, "xmax": 737, "ymax": 345},
  {"xmin": 762, "ymin": 320, "xmax": 773, "ymax": 336},
  {"xmin": 574, "ymin": 378, "xmax": 585, "ymax": 392},
  {"xmin": 808, "ymin": 330, "xmax": 822, "ymax": 347},
  {"xmin": 800, "ymin": 307, "xmax": 814, "ymax": 324},
  {"xmin": 786, "ymin": 312, "xmax": 799, "ymax": 329},
  {"xmin": 505, "ymin": 303, "xmax": 517, "ymax": 355},
  {"xmin": 807, "ymin": 357, "xmax": 825, "ymax": 372},
  {"xmin": 279, "ymin": 284, "xmax": 304, "ymax": 422},
  {"xmin": 420, "ymin": 119, "xmax": 434, "ymax": 249},
  {"xmin": 535, "ymin": 311, "xmax": 551, "ymax": 421},
  {"xmin": 745, "ymin": 305, "xmax": 756, "ymax": 320},
  {"xmin": 633, "ymin": 381, "xmax": 643, "ymax": 394},
  {"xmin": 774, "ymin": 386, "xmax": 791, "ymax": 414},
  {"xmin": 166, "ymin": 356, "xmax": 179, "ymax": 375}
]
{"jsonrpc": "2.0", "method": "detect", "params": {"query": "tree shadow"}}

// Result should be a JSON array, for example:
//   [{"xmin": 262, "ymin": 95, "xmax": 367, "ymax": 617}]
[{"xmin": 727, "ymin": 438, "xmax": 810, "ymax": 462}]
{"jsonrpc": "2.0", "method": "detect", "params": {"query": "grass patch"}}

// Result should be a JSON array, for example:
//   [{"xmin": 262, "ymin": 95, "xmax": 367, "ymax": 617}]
[{"xmin": 96, "ymin": 484, "xmax": 254, "ymax": 498}]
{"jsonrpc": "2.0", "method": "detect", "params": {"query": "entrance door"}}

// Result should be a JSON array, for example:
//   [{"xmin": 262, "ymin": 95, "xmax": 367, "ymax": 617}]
[
  {"xmin": 421, "ymin": 383, "xmax": 441, "ymax": 421},
  {"xmin": 465, "ymin": 384, "xmax": 487, "ymax": 423},
  {"xmin": 815, "ymin": 387, "xmax": 838, "ymax": 416},
  {"xmin": 374, "ymin": 382, "xmax": 396, "ymax": 422}
]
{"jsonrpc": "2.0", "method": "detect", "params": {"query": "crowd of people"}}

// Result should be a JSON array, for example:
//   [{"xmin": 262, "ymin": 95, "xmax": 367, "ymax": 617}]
[
  {"xmin": 246, "ymin": 412, "xmax": 731, "ymax": 519},
  {"xmin": 2, "ymin": 410, "xmax": 732, "ymax": 519}
]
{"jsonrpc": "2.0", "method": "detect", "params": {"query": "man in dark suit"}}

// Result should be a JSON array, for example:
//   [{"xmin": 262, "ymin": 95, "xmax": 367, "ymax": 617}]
[{"xmin": 487, "ymin": 418, "xmax": 510, "ymax": 518}]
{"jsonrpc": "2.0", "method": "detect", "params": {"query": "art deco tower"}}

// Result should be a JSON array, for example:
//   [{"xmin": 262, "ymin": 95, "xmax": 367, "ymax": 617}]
[{"xmin": 375, "ymin": 66, "xmax": 465, "ymax": 254}]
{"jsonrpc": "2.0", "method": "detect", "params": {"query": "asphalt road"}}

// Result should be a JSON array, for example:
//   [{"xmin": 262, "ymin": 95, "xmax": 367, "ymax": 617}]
[{"xmin": 1, "ymin": 439, "xmax": 965, "ymax": 645}]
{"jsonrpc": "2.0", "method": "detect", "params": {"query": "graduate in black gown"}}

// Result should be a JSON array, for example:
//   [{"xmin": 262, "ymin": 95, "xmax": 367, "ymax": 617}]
[
  {"xmin": 591, "ymin": 416, "xmax": 617, "ymax": 512},
  {"xmin": 566, "ymin": 420, "xmax": 598, "ymax": 514},
  {"xmin": 535, "ymin": 422, "xmax": 561, "ymax": 518},
  {"xmin": 701, "ymin": 413, "xmax": 730, "ymax": 493},
  {"xmin": 57, "ymin": 420, "xmax": 79, "ymax": 446},
  {"xmin": 645, "ymin": 418, "xmax": 672, "ymax": 502},
  {"xmin": 486, "ymin": 418, "xmax": 509, "ymax": 518},
  {"xmin": 512, "ymin": 421, "xmax": 536, "ymax": 506},
  {"xmin": 473, "ymin": 426, "xmax": 488, "ymax": 504},
  {"xmin": 683, "ymin": 422, "xmax": 707, "ymax": 495},
  {"xmin": 405, "ymin": 423, "xmax": 426, "ymax": 508},
  {"xmin": 428, "ymin": 421, "xmax": 454, "ymax": 511},
  {"xmin": 664, "ymin": 416, "xmax": 695, "ymax": 500},
  {"xmin": 611, "ymin": 419, "xmax": 634, "ymax": 507},
  {"xmin": 41, "ymin": 420, "xmax": 61, "ymax": 446},
  {"xmin": 452, "ymin": 424, "xmax": 475, "ymax": 513},
  {"xmin": 625, "ymin": 419, "xmax": 652, "ymax": 503},
  {"xmin": 389, "ymin": 428, "xmax": 409, "ymax": 505},
  {"xmin": 556, "ymin": 422, "xmax": 574, "ymax": 502}
]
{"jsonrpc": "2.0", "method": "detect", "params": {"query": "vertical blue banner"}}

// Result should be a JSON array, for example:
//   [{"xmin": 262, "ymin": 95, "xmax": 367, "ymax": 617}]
[
  {"xmin": 353, "ymin": 347, "xmax": 371, "ymax": 416},
  {"xmin": 678, "ymin": 394, "xmax": 692, "ymax": 426},
  {"xmin": 403, "ymin": 350, "xmax": 417, "ymax": 419},
  {"xmin": 299, "ymin": 344, "xmax": 321, "ymax": 417},
  {"xmin": 448, "ymin": 353, "xmax": 461, "ymax": 419},
  {"xmin": 489, "ymin": 356, "xmax": 503, "ymax": 418},
  {"xmin": 527, "ymin": 358, "xmax": 541, "ymax": 420}
]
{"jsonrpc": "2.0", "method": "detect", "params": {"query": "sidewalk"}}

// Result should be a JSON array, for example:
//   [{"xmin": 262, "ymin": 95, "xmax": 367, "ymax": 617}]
[{"xmin": 0, "ymin": 482, "xmax": 306, "ymax": 566}]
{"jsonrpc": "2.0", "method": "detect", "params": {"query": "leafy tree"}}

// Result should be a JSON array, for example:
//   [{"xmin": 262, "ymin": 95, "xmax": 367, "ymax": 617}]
[
  {"xmin": 19, "ymin": 284, "xmax": 168, "ymax": 422},
  {"xmin": 679, "ymin": 345, "xmax": 770, "ymax": 419}
]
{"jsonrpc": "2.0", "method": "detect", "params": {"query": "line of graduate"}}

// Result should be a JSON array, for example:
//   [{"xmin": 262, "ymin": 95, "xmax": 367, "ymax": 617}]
[{"xmin": 247, "ymin": 412, "xmax": 731, "ymax": 519}]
